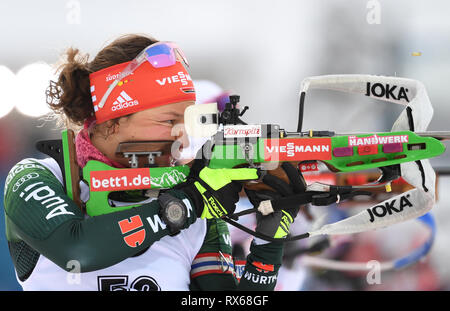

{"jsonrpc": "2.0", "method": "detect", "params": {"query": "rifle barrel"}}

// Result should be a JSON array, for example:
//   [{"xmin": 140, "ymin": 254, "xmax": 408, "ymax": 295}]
[{"xmin": 414, "ymin": 131, "xmax": 450, "ymax": 141}]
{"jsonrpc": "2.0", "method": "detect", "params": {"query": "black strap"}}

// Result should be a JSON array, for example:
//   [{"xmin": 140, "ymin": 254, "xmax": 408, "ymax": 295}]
[
  {"xmin": 222, "ymin": 216, "xmax": 310, "ymax": 243},
  {"xmin": 270, "ymin": 189, "xmax": 372, "ymax": 212},
  {"xmin": 297, "ymin": 91, "xmax": 306, "ymax": 132},
  {"xmin": 224, "ymin": 188, "xmax": 371, "ymax": 243},
  {"xmin": 406, "ymin": 106, "xmax": 429, "ymax": 192}
]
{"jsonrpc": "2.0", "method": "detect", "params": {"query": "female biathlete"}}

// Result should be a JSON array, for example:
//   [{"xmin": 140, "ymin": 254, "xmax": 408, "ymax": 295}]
[{"xmin": 3, "ymin": 34, "xmax": 302, "ymax": 291}]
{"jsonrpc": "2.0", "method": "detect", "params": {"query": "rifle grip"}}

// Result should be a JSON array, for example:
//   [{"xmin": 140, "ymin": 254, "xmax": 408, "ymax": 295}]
[{"xmin": 244, "ymin": 162, "xmax": 294, "ymax": 192}]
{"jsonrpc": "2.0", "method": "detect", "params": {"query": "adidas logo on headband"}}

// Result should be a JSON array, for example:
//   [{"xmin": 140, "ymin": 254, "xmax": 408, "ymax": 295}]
[
  {"xmin": 92, "ymin": 88, "xmax": 139, "ymax": 112},
  {"xmin": 111, "ymin": 91, "xmax": 139, "ymax": 112}
]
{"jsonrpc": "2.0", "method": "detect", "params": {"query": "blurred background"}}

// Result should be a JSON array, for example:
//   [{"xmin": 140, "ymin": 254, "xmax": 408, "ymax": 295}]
[{"xmin": 0, "ymin": 0, "xmax": 449, "ymax": 290}]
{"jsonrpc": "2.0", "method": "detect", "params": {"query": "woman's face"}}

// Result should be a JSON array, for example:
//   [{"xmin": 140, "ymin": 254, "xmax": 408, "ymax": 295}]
[{"xmin": 100, "ymin": 101, "xmax": 194, "ymax": 167}]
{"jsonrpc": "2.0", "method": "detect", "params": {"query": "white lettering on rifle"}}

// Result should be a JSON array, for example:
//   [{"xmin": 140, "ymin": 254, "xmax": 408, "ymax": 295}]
[
  {"xmin": 348, "ymin": 134, "xmax": 408, "ymax": 146},
  {"xmin": 265, "ymin": 143, "xmax": 330, "ymax": 158}
]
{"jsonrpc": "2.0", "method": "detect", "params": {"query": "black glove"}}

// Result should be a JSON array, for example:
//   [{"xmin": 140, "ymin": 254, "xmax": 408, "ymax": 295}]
[
  {"xmin": 245, "ymin": 162, "xmax": 306, "ymax": 240},
  {"xmin": 309, "ymin": 186, "xmax": 373, "ymax": 206},
  {"xmin": 176, "ymin": 152, "xmax": 259, "ymax": 219}
]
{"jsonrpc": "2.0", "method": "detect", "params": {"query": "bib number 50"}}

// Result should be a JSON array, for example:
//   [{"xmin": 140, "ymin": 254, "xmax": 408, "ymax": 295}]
[{"xmin": 97, "ymin": 275, "xmax": 160, "ymax": 291}]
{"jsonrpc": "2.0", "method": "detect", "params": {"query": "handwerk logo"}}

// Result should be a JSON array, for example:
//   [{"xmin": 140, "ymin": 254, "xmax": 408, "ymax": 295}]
[{"xmin": 348, "ymin": 134, "xmax": 409, "ymax": 147}]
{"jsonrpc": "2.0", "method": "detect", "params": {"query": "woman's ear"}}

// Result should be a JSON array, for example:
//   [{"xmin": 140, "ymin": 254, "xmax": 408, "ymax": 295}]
[
  {"xmin": 93, "ymin": 119, "xmax": 120, "ymax": 140},
  {"xmin": 108, "ymin": 119, "xmax": 121, "ymax": 135}
]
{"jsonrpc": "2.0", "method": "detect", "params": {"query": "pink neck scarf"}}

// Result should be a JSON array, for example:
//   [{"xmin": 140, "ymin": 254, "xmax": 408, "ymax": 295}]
[{"xmin": 75, "ymin": 121, "xmax": 126, "ymax": 169}]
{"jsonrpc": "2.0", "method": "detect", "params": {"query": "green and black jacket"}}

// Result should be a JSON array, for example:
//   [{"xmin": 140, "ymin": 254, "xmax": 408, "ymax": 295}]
[{"xmin": 3, "ymin": 158, "xmax": 284, "ymax": 291}]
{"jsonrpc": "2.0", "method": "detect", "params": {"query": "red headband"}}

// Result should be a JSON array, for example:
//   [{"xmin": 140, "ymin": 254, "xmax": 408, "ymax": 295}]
[{"xmin": 89, "ymin": 60, "xmax": 196, "ymax": 124}]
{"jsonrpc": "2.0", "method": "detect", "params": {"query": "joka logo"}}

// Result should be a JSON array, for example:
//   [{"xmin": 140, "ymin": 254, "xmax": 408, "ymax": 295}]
[
  {"xmin": 367, "ymin": 194, "xmax": 413, "ymax": 223},
  {"xmin": 365, "ymin": 82, "xmax": 410, "ymax": 102},
  {"xmin": 118, "ymin": 215, "xmax": 146, "ymax": 248},
  {"xmin": 111, "ymin": 91, "xmax": 139, "ymax": 111}
]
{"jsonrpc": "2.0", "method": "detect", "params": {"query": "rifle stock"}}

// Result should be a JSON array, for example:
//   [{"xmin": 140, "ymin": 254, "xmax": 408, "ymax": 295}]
[{"xmin": 61, "ymin": 129, "xmax": 83, "ymax": 210}]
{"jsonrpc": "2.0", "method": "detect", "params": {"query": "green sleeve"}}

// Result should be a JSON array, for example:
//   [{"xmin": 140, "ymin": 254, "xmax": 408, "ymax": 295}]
[
  {"xmin": 189, "ymin": 218, "xmax": 284, "ymax": 291},
  {"xmin": 189, "ymin": 218, "xmax": 238, "ymax": 290},
  {"xmin": 3, "ymin": 160, "xmax": 196, "ymax": 273}
]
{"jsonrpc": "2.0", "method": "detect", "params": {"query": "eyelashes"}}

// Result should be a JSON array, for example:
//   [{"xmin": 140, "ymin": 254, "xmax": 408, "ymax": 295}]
[
  {"xmin": 152, "ymin": 119, "xmax": 175, "ymax": 127},
  {"xmin": 149, "ymin": 119, "xmax": 185, "ymax": 133}
]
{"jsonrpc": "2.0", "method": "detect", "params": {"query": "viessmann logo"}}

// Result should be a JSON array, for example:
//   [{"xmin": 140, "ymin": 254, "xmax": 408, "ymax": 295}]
[
  {"xmin": 264, "ymin": 138, "xmax": 332, "ymax": 161},
  {"xmin": 156, "ymin": 71, "xmax": 192, "ymax": 86}
]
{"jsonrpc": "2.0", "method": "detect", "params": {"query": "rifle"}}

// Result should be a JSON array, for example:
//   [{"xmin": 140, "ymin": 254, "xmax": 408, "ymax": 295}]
[{"xmin": 37, "ymin": 75, "xmax": 448, "ymax": 245}]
